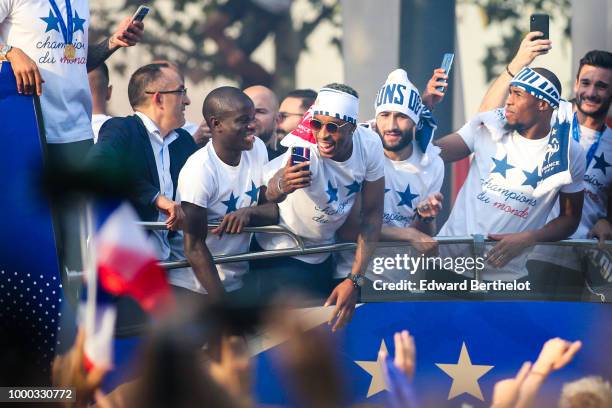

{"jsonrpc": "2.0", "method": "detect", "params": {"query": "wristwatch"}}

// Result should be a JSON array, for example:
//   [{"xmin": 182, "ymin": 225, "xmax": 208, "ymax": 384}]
[
  {"xmin": 346, "ymin": 273, "xmax": 364, "ymax": 289},
  {"xmin": 0, "ymin": 44, "xmax": 12, "ymax": 61}
]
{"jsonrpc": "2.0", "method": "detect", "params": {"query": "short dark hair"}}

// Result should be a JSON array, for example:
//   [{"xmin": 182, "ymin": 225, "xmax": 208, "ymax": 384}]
[
  {"xmin": 533, "ymin": 67, "xmax": 562, "ymax": 98},
  {"xmin": 89, "ymin": 62, "xmax": 109, "ymax": 89},
  {"xmin": 285, "ymin": 89, "xmax": 317, "ymax": 110},
  {"xmin": 97, "ymin": 62, "xmax": 109, "ymax": 84},
  {"xmin": 323, "ymin": 83, "xmax": 359, "ymax": 98},
  {"xmin": 577, "ymin": 50, "xmax": 612, "ymax": 78},
  {"xmin": 128, "ymin": 63, "xmax": 170, "ymax": 108},
  {"xmin": 202, "ymin": 86, "xmax": 253, "ymax": 127}
]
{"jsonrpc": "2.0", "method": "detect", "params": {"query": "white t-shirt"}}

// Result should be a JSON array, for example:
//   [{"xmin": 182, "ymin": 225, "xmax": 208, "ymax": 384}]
[
  {"xmin": 528, "ymin": 105, "xmax": 612, "ymax": 270},
  {"xmin": 0, "ymin": 0, "xmax": 93, "ymax": 144},
  {"xmin": 438, "ymin": 111, "xmax": 585, "ymax": 280},
  {"xmin": 92, "ymin": 113, "xmax": 111, "ymax": 143},
  {"xmin": 175, "ymin": 138, "xmax": 268, "ymax": 293},
  {"xmin": 562, "ymin": 124, "xmax": 612, "ymax": 238},
  {"xmin": 256, "ymin": 126, "xmax": 385, "ymax": 264},
  {"xmin": 335, "ymin": 142, "xmax": 445, "ymax": 280}
]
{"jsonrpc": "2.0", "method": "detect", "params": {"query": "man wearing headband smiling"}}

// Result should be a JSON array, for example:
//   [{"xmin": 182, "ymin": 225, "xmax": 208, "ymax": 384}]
[
  {"xmin": 335, "ymin": 69, "xmax": 445, "ymax": 286},
  {"xmin": 434, "ymin": 67, "xmax": 585, "ymax": 287},
  {"xmin": 480, "ymin": 36, "xmax": 612, "ymax": 298},
  {"xmin": 256, "ymin": 83, "xmax": 385, "ymax": 331}
]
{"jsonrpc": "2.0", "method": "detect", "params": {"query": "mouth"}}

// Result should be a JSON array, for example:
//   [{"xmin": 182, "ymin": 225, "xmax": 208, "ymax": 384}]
[
  {"xmin": 581, "ymin": 99, "xmax": 601, "ymax": 109},
  {"xmin": 384, "ymin": 131, "xmax": 402, "ymax": 141},
  {"xmin": 244, "ymin": 131, "xmax": 256, "ymax": 143},
  {"xmin": 317, "ymin": 140, "xmax": 336, "ymax": 155}
]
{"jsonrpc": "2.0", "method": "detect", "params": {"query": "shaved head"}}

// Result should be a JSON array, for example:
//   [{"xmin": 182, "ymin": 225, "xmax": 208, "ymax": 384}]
[
  {"xmin": 244, "ymin": 85, "xmax": 279, "ymax": 110},
  {"xmin": 202, "ymin": 86, "xmax": 254, "ymax": 127},
  {"xmin": 243, "ymin": 85, "xmax": 279, "ymax": 144}
]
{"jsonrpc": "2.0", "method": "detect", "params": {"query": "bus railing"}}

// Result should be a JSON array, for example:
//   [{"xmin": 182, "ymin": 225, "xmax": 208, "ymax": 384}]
[{"xmin": 138, "ymin": 222, "xmax": 612, "ymax": 284}]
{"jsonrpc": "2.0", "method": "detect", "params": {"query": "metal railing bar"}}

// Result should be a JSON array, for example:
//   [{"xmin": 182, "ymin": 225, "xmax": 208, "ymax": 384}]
[{"xmin": 136, "ymin": 221, "xmax": 304, "ymax": 250}]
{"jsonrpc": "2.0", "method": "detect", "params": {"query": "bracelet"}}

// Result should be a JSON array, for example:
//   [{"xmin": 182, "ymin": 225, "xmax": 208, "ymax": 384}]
[
  {"xmin": 276, "ymin": 177, "xmax": 286, "ymax": 196},
  {"xmin": 415, "ymin": 209, "xmax": 435, "ymax": 224},
  {"xmin": 505, "ymin": 65, "xmax": 515, "ymax": 78}
]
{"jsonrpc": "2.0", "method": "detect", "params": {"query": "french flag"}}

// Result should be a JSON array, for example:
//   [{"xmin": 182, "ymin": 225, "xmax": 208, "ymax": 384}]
[{"xmin": 80, "ymin": 201, "xmax": 175, "ymax": 370}]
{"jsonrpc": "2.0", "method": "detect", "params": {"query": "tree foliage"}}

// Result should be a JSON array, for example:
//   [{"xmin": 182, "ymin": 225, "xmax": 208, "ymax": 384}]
[
  {"xmin": 89, "ymin": 0, "xmax": 341, "ymax": 92},
  {"xmin": 463, "ymin": 0, "xmax": 571, "ymax": 82}
]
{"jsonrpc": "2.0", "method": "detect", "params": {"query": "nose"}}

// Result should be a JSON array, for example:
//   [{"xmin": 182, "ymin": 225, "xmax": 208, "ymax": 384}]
[
  {"xmin": 584, "ymin": 84, "xmax": 597, "ymax": 99},
  {"xmin": 184, "ymin": 94, "xmax": 191, "ymax": 106}
]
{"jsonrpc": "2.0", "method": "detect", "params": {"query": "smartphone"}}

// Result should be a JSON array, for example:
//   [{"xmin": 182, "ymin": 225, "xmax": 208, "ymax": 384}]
[
  {"xmin": 132, "ymin": 5, "xmax": 150, "ymax": 22},
  {"xmin": 290, "ymin": 146, "xmax": 310, "ymax": 172},
  {"xmin": 530, "ymin": 14, "xmax": 549, "ymax": 40},
  {"xmin": 437, "ymin": 53, "xmax": 454, "ymax": 92}
]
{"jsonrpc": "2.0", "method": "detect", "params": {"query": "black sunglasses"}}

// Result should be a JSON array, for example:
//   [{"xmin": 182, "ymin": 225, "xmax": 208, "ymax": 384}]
[
  {"xmin": 309, "ymin": 119, "xmax": 352, "ymax": 133},
  {"xmin": 145, "ymin": 87, "xmax": 188, "ymax": 96}
]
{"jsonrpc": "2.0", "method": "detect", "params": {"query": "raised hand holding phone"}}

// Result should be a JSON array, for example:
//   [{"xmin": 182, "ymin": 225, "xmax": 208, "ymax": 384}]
[
  {"xmin": 436, "ymin": 53, "xmax": 454, "ymax": 93},
  {"xmin": 108, "ymin": 6, "xmax": 148, "ymax": 50}
]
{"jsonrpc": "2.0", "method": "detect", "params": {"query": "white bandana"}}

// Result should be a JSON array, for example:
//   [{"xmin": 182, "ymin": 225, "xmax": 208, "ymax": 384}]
[
  {"xmin": 312, "ymin": 87, "xmax": 359, "ymax": 125},
  {"xmin": 510, "ymin": 67, "xmax": 561, "ymax": 109},
  {"xmin": 374, "ymin": 69, "xmax": 423, "ymax": 125}
]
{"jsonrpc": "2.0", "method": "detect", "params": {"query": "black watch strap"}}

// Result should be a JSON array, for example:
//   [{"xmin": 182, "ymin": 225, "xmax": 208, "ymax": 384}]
[{"xmin": 346, "ymin": 273, "xmax": 364, "ymax": 289}]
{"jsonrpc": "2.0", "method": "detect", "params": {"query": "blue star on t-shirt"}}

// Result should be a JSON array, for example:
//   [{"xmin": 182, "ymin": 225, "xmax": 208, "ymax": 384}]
[
  {"xmin": 491, "ymin": 154, "xmax": 515, "ymax": 178},
  {"xmin": 384, "ymin": 188, "xmax": 390, "ymax": 194},
  {"xmin": 522, "ymin": 166, "xmax": 541, "ymax": 189},
  {"xmin": 397, "ymin": 185, "xmax": 419, "ymax": 208},
  {"xmin": 326, "ymin": 181, "xmax": 338, "ymax": 203},
  {"xmin": 221, "ymin": 192, "xmax": 239, "ymax": 214},
  {"xmin": 245, "ymin": 181, "xmax": 260, "ymax": 205},
  {"xmin": 73, "ymin": 11, "xmax": 86, "ymax": 33},
  {"xmin": 592, "ymin": 152, "xmax": 611, "ymax": 175},
  {"xmin": 345, "ymin": 180, "xmax": 361, "ymax": 197},
  {"xmin": 40, "ymin": 10, "xmax": 60, "ymax": 33}
]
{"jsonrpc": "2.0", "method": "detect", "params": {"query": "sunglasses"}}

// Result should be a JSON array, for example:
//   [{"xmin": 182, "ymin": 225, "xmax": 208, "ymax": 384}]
[
  {"xmin": 145, "ymin": 87, "xmax": 188, "ymax": 96},
  {"xmin": 309, "ymin": 119, "xmax": 352, "ymax": 134}
]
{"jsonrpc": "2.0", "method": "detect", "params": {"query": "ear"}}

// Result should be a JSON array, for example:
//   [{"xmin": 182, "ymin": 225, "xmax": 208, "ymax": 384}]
[
  {"xmin": 537, "ymin": 99, "xmax": 549, "ymax": 112},
  {"xmin": 209, "ymin": 116, "xmax": 221, "ymax": 130},
  {"xmin": 153, "ymin": 92, "xmax": 163, "ymax": 109}
]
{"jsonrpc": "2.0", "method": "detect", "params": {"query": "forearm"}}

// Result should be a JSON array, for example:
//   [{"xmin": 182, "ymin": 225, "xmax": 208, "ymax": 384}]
[
  {"xmin": 380, "ymin": 226, "xmax": 421, "ymax": 241},
  {"xmin": 351, "ymin": 213, "xmax": 382, "ymax": 276},
  {"xmin": 531, "ymin": 214, "xmax": 581, "ymax": 243},
  {"xmin": 245, "ymin": 203, "xmax": 279, "ymax": 226},
  {"xmin": 515, "ymin": 373, "xmax": 547, "ymax": 408},
  {"xmin": 478, "ymin": 70, "xmax": 513, "ymax": 112},
  {"xmin": 185, "ymin": 242, "xmax": 225, "ymax": 298},
  {"xmin": 265, "ymin": 171, "xmax": 288, "ymax": 203},
  {"xmin": 86, "ymin": 38, "xmax": 116, "ymax": 72},
  {"xmin": 410, "ymin": 218, "xmax": 436, "ymax": 235},
  {"xmin": 478, "ymin": 61, "xmax": 524, "ymax": 112}
]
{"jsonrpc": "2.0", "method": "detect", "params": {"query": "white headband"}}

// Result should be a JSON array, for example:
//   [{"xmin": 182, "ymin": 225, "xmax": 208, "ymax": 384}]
[
  {"xmin": 375, "ymin": 69, "xmax": 423, "ymax": 125},
  {"xmin": 312, "ymin": 87, "xmax": 359, "ymax": 125},
  {"xmin": 510, "ymin": 67, "xmax": 560, "ymax": 108}
]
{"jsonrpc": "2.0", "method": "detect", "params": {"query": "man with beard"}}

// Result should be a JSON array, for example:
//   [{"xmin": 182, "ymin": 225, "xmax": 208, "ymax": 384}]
[
  {"xmin": 434, "ymin": 67, "xmax": 585, "ymax": 290},
  {"xmin": 177, "ymin": 86, "xmax": 278, "ymax": 302},
  {"xmin": 276, "ymin": 89, "xmax": 318, "ymax": 145},
  {"xmin": 334, "ymin": 69, "xmax": 445, "ymax": 286},
  {"xmin": 480, "ymin": 41, "xmax": 612, "ymax": 298},
  {"xmin": 244, "ymin": 85, "xmax": 281, "ymax": 159},
  {"xmin": 257, "ymin": 83, "xmax": 385, "ymax": 331}
]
